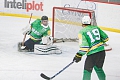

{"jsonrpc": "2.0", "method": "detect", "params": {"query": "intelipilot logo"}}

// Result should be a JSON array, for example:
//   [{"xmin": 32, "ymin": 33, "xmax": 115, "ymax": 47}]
[{"xmin": 4, "ymin": 0, "xmax": 43, "ymax": 12}]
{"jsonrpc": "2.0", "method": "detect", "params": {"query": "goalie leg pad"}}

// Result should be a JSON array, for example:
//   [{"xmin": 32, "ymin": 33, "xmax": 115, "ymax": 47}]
[{"xmin": 34, "ymin": 44, "xmax": 62, "ymax": 55}]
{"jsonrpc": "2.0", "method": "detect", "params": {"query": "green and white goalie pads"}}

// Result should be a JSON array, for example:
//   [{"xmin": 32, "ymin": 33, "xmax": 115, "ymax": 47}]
[
  {"xmin": 35, "ymin": 36, "xmax": 61, "ymax": 54},
  {"xmin": 34, "ymin": 44, "xmax": 62, "ymax": 55}
]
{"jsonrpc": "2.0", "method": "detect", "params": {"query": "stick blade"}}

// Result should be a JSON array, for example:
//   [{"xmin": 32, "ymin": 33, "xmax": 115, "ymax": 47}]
[
  {"xmin": 40, "ymin": 73, "xmax": 51, "ymax": 80},
  {"xmin": 104, "ymin": 44, "xmax": 112, "ymax": 51}
]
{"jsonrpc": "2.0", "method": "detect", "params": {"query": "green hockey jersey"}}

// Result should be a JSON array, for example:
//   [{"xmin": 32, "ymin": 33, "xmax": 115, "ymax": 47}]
[
  {"xmin": 78, "ymin": 25, "xmax": 109, "ymax": 56},
  {"xmin": 29, "ymin": 19, "xmax": 51, "ymax": 41}
]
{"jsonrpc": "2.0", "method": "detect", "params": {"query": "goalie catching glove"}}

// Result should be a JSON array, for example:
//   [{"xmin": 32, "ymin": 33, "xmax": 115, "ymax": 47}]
[
  {"xmin": 73, "ymin": 53, "xmax": 82, "ymax": 63},
  {"xmin": 41, "ymin": 36, "xmax": 53, "ymax": 45}
]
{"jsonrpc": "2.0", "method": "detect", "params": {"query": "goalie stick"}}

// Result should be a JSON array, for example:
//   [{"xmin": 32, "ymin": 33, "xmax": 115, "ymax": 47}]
[
  {"xmin": 40, "ymin": 61, "xmax": 74, "ymax": 80},
  {"xmin": 22, "ymin": 13, "xmax": 33, "ymax": 46}
]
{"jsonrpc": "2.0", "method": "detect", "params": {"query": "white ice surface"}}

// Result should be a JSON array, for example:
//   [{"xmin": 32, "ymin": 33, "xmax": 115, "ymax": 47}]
[{"xmin": 0, "ymin": 16, "xmax": 120, "ymax": 80}]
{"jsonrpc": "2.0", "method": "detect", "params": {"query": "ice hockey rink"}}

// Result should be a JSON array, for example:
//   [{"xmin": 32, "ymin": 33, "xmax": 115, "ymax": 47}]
[{"xmin": 0, "ymin": 16, "xmax": 120, "ymax": 80}]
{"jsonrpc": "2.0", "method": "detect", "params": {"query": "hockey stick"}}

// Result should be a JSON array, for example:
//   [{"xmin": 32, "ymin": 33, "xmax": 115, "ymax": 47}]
[
  {"xmin": 40, "ymin": 61, "xmax": 74, "ymax": 80},
  {"xmin": 22, "ymin": 13, "xmax": 33, "ymax": 46},
  {"xmin": 103, "ymin": 43, "xmax": 112, "ymax": 51}
]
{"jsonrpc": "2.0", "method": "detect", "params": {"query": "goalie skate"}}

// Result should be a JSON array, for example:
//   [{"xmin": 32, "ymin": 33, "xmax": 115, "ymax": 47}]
[{"xmin": 17, "ymin": 42, "xmax": 34, "ymax": 52}]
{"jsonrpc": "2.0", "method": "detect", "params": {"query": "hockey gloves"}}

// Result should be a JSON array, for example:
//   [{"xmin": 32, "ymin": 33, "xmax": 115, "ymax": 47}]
[{"xmin": 73, "ymin": 53, "xmax": 82, "ymax": 63}]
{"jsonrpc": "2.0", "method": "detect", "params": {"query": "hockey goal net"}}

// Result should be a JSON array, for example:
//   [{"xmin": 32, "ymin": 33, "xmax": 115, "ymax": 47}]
[{"xmin": 52, "ymin": 7, "xmax": 97, "ymax": 42}]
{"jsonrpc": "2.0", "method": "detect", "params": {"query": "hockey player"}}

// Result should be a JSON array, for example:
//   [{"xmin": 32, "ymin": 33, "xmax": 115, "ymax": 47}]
[
  {"xmin": 73, "ymin": 16, "xmax": 109, "ymax": 80},
  {"xmin": 19, "ymin": 16, "xmax": 51, "ymax": 52}
]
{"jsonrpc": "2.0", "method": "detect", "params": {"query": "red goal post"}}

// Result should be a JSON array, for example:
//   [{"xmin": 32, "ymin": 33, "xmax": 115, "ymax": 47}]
[{"xmin": 52, "ymin": 7, "xmax": 97, "ymax": 42}]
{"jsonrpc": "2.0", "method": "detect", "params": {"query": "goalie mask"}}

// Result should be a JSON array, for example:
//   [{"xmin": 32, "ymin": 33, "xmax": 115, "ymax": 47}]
[
  {"xmin": 41, "ymin": 16, "xmax": 48, "ymax": 20},
  {"xmin": 41, "ymin": 16, "xmax": 49, "ymax": 27}
]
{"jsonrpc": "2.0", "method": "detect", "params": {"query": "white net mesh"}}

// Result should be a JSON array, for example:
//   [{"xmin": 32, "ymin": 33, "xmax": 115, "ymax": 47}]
[{"xmin": 52, "ymin": 7, "xmax": 97, "ymax": 42}]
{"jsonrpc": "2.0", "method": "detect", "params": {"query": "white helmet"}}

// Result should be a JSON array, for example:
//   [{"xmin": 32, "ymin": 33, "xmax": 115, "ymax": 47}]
[{"xmin": 82, "ymin": 16, "xmax": 91, "ymax": 24}]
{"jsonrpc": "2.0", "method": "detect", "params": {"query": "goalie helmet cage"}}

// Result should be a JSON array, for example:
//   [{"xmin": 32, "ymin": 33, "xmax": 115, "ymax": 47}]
[{"xmin": 52, "ymin": 7, "xmax": 97, "ymax": 42}]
